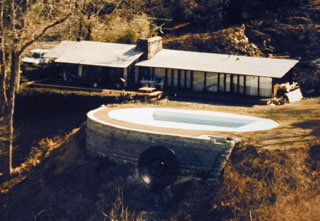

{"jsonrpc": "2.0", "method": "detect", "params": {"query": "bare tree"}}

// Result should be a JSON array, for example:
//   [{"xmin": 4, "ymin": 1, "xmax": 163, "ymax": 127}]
[
  {"xmin": 65, "ymin": 0, "xmax": 150, "ymax": 43},
  {"xmin": 66, "ymin": 0, "xmax": 124, "ymax": 41},
  {"xmin": 72, "ymin": 0, "xmax": 105, "ymax": 41},
  {"xmin": 0, "ymin": 0, "xmax": 71, "ymax": 180}
]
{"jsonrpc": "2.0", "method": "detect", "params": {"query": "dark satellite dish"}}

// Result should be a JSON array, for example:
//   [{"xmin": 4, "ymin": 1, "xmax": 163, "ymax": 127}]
[{"xmin": 138, "ymin": 146, "xmax": 179, "ymax": 191}]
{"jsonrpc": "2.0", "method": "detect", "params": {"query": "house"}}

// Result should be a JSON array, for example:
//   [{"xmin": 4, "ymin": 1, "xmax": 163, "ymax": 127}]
[
  {"xmin": 46, "ymin": 36, "xmax": 299, "ymax": 97},
  {"xmin": 135, "ymin": 37, "xmax": 299, "ymax": 98},
  {"xmin": 44, "ymin": 40, "xmax": 143, "ymax": 88}
]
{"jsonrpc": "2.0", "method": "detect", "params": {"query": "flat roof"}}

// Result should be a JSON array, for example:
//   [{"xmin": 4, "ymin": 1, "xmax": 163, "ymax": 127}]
[
  {"xmin": 45, "ymin": 40, "xmax": 144, "ymax": 68},
  {"xmin": 30, "ymin": 48, "xmax": 49, "ymax": 54},
  {"xmin": 136, "ymin": 49, "xmax": 299, "ymax": 78}
]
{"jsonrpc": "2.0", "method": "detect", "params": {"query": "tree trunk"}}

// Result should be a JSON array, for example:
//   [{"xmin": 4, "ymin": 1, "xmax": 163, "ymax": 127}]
[
  {"xmin": 1, "ymin": 52, "xmax": 20, "ymax": 179},
  {"xmin": 0, "ymin": 65, "xmax": 6, "ymax": 116},
  {"xmin": 0, "ymin": 0, "xmax": 71, "ymax": 182}
]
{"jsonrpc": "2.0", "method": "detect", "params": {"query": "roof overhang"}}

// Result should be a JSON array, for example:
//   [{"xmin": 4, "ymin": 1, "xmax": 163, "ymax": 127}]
[
  {"xmin": 45, "ymin": 41, "xmax": 144, "ymax": 69},
  {"xmin": 136, "ymin": 49, "xmax": 299, "ymax": 78},
  {"xmin": 30, "ymin": 49, "xmax": 49, "ymax": 54}
]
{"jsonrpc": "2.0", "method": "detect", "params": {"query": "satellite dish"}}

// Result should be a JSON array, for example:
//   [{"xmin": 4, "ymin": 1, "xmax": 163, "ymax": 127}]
[{"xmin": 138, "ymin": 146, "xmax": 179, "ymax": 191}]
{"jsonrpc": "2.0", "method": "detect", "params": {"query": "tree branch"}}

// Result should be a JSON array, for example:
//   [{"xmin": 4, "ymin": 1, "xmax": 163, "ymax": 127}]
[
  {"xmin": 98, "ymin": 0, "xmax": 123, "ymax": 27},
  {"xmin": 19, "ymin": 13, "xmax": 71, "ymax": 55}
]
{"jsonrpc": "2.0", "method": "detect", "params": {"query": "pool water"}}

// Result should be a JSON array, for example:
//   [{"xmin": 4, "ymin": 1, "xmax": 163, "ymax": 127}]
[{"xmin": 108, "ymin": 108, "xmax": 279, "ymax": 132}]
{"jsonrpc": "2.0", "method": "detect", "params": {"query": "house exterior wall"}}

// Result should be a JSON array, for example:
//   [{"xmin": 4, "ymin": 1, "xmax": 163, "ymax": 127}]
[
  {"xmin": 193, "ymin": 71, "xmax": 205, "ymax": 91},
  {"xmin": 137, "ymin": 67, "xmax": 273, "ymax": 97},
  {"xmin": 206, "ymin": 73, "xmax": 219, "ymax": 92},
  {"xmin": 61, "ymin": 63, "xmax": 131, "ymax": 88},
  {"xmin": 225, "ymin": 74, "xmax": 231, "ymax": 92},
  {"xmin": 166, "ymin": 69, "xmax": 172, "ymax": 87},
  {"xmin": 239, "ymin": 75, "xmax": 245, "ymax": 94},
  {"xmin": 259, "ymin": 77, "xmax": 273, "ymax": 97},
  {"xmin": 231, "ymin": 75, "xmax": 238, "ymax": 93},
  {"xmin": 186, "ymin": 70, "xmax": 192, "ymax": 89},
  {"xmin": 219, "ymin": 74, "xmax": 225, "ymax": 92},
  {"xmin": 246, "ymin": 76, "xmax": 259, "ymax": 96},
  {"xmin": 154, "ymin": 67, "xmax": 166, "ymax": 79},
  {"xmin": 173, "ymin": 69, "xmax": 179, "ymax": 88}
]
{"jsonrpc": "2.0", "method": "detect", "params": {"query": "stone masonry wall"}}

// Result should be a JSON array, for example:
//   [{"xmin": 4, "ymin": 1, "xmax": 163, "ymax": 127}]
[
  {"xmin": 86, "ymin": 116, "xmax": 237, "ymax": 178},
  {"xmin": 137, "ymin": 36, "xmax": 162, "ymax": 60}
]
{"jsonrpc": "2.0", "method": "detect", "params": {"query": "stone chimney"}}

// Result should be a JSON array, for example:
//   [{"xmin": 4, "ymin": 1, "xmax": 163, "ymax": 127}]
[{"xmin": 137, "ymin": 36, "xmax": 162, "ymax": 60}]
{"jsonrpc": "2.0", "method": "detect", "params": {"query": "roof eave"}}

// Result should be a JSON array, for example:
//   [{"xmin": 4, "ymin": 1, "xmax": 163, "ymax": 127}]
[{"xmin": 136, "ymin": 59, "xmax": 299, "ymax": 79}]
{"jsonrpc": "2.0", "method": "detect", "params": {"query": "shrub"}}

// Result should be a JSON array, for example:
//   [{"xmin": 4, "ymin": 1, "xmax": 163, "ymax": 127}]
[{"xmin": 15, "ymin": 88, "xmax": 118, "ymax": 115}]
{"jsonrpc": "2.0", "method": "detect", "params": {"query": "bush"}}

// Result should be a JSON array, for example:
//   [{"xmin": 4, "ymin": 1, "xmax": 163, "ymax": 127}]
[
  {"xmin": 15, "ymin": 88, "xmax": 118, "ymax": 115},
  {"xmin": 91, "ymin": 13, "xmax": 150, "ymax": 43}
]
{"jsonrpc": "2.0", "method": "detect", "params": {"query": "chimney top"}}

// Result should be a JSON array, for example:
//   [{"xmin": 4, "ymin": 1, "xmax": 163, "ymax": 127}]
[{"xmin": 137, "ymin": 36, "xmax": 162, "ymax": 60}]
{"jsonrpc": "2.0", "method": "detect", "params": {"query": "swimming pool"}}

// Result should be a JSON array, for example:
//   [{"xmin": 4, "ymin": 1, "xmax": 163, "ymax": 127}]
[
  {"xmin": 108, "ymin": 108, "xmax": 279, "ymax": 132},
  {"xmin": 86, "ymin": 106, "xmax": 240, "ymax": 184}
]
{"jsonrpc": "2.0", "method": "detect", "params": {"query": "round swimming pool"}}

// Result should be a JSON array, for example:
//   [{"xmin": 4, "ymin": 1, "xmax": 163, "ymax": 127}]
[{"xmin": 86, "ymin": 106, "xmax": 276, "ymax": 186}]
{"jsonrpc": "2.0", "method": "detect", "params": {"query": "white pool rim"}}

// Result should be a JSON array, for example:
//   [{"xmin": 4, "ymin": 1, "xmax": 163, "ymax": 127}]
[{"xmin": 107, "ymin": 108, "xmax": 278, "ymax": 132}]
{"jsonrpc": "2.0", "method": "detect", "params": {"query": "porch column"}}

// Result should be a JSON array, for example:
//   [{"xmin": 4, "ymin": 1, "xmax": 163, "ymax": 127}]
[
  {"xmin": 78, "ymin": 65, "xmax": 83, "ymax": 77},
  {"xmin": 135, "ymin": 66, "xmax": 140, "ymax": 84},
  {"xmin": 123, "ymin": 68, "xmax": 128, "ymax": 87}
]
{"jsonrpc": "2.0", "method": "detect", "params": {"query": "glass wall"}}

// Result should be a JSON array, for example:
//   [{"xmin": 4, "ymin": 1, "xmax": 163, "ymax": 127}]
[
  {"xmin": 259, "ymin": 77, "xmax": 273, "ymax": 97},
  {"xmin": 137, "ymin": 67, "xmax": 273, "ymax": 97},
  {"xmin": 206, "ymin": 72, "xmax": 219, "ymax": 92},
  {"xmin": 246, "ymin": 76, "xmax": 259, "ymax": 96}
]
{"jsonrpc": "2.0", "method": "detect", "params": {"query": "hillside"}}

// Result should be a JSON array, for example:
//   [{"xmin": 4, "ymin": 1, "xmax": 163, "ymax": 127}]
[
  {"xmin": 162, "ymin": 0, "xmax": 320, "ymax": 93},
  {"xmin": 1, "ymin": 1, "xmax": 320, "ymax": 220},
  {"xmin": 1, "ymin": 95, "xmax": 320, "ymax": 220}
]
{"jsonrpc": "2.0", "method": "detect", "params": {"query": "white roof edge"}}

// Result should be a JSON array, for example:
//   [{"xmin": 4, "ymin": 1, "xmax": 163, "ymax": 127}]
[
  {"xmin": 136, "ymin": 60, "xmax": 299, "ymax": 78},
  {"xmin": 56, "ymin": 55, "xmax": 144, "ymax": 68},
  {"xmin": 136, "ymin": 49, "xmax": 299, "ymax": 79},
  {"xmin": 30, "ymin": 48, "xmax": 49, "ymax": 53},
  {"xmin": 44, "ymin": 40, "xmax": 144, "ymax": 68}
]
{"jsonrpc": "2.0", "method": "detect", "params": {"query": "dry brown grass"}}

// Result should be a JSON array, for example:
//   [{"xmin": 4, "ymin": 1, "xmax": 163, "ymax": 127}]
[
  {"xmin": 98, "ymin": 187, "xmax": 142, "ymax": 221},
  {"xmin": 0, "ymin": 125, "xmax": 83, "ymax": 193},
  {"xmin": 211, "ymin": 142, "xmax": 320, "ymax": 221}
]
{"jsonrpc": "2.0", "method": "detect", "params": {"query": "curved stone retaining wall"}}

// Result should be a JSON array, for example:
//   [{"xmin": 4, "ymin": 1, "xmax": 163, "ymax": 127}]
[{"xmin": 86, "ymin": 107, "xmax": 239, "ymax": 179}]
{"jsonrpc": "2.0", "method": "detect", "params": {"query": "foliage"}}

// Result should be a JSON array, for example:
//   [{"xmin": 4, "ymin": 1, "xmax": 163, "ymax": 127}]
[
  {"xmin": 64, "ymin": 0, "xmax": 124, "ymax": 41},
  {"xmin": 162, "ymin": 0, "xmax": 224, "ymax": 31},
  {"xmin": 15, "ymin": 87, "xmax": 118, "ymax": 114},
  {"xmin": 44, "ymin": 0, "xmax": 150, "ymax": 43},
  {"xmin": 163, "ymin": 26, "xmax": 263, "ymax": 56},
  {"xmin": 223, "ymin": 0, "xmax": 311, "ymax": 23},
  {"xmin": 91, "ymin": 12, "xmax": 150, "ymax": 43},
  {"xmin": 98, "ymin": 188, "xmax": 141, "ymax": 221},
  {"xmin": 210, "ymin": 143, "xmax": 320, "ymax": 220}
]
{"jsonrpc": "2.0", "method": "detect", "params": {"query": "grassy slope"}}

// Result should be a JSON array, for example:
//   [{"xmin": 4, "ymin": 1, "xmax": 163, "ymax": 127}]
[{"xmin": 0, "ymin": 95, "xmax": 319, "ymax": 220}]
